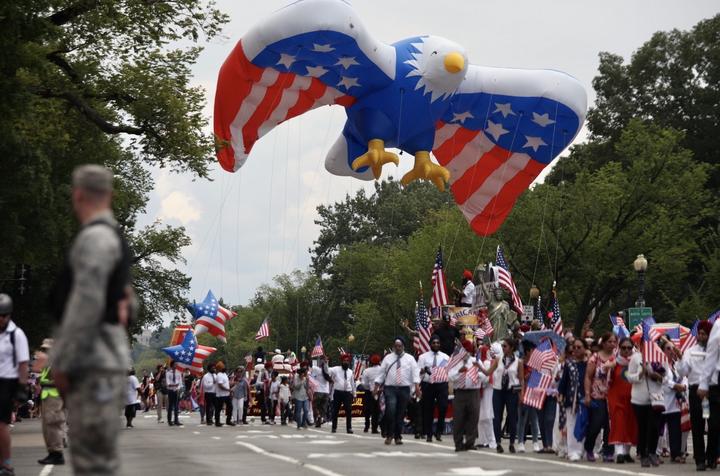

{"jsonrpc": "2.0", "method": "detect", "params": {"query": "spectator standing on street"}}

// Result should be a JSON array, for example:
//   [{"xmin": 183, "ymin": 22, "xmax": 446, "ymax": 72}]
[
  {"xmin": 583, "ymin": 332, "xmax": 617, "ymax": 462},
  {"xmin": 310, "ymin": 355, "xmax": 332, "ymax": 428},
  {"xmin": 50, "ymin": 165, "xmax": 134, "ymax": 476},
  {"xmin": 490, "ymin": 337, "xmax": 521, "ymax": 454},
  {"xmin": 215, "ymin": 362, "xmax": 234, "ymax": 426},
  {"xmin": 449, "ymin": 339, "xmax": 484, "ymax": 452},
  {"xmin": 231, "ymin": 366, "xmax": 249, "ymax": 425},
  {"xmin": 697, "ymin": 318, "xmax": 720, "ymax": 470},
  {"xmin": 165, "ymin": 360, "xmax": 183, "ymax": 426},
  {"xmin": 278, "ymin": 376, "xmax": 291, "ymax": 425},
  {"xmin": 292, "ymin": 367, "xmax": 311, "ymax": 429},
  {"xmin": 125, "ymin": 369, "xmax": 140, "ymax": 428},
  {"xmin": 0, "ymin": 294, "xmax": 30, "ymax": 476},
  {"xmin": 417, "ymin": 335, "xmax": 450, "ymax": 443},
  {"xmin": 201, "ymin": 364, "xmax": 217, "ymax": 426},
  {"xmin": 154, "ymin": 364, "xmax": 167, "ymax": 423}
]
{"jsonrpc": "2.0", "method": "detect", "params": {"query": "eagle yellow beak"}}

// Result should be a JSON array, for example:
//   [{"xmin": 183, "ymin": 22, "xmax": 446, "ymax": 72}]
[{"xmin": 444, "ymin": 52, "xmax": 465, "ymax": 74}]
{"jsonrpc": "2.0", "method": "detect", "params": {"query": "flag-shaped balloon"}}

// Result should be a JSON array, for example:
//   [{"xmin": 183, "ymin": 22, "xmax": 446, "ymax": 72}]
[
  {"xmin": 186, "ymin": 290, "xmax": 237, "ymax": 343},
  {"xmin": 162, "ymin": 327, "xmax": 216, "ymax": 377}
]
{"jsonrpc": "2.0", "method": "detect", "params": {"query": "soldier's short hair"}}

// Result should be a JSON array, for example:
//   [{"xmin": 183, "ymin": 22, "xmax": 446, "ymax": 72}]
[{"xmin": 72, "ymin": 164, "xmax": 113, "ymax": 194}]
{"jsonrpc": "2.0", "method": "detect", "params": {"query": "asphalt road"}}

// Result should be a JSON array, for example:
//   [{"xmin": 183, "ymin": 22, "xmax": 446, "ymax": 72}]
[{"xmin": 11, "ymin": 413, "xmax": 700, "ymax": 476}]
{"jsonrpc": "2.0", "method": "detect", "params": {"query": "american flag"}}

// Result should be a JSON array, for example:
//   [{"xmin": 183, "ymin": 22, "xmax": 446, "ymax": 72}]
[
  {"xmin": 609, "ymin": 314, "xmax": 629, "ymax": 338},
  {"xmin": 446, "ymin": 344, "xmax": 468, "ymax": 372},
  {"xmin": 254, "ymin": 318, "xmax": 270, "ymax": 341},
  {"xmin": 413, "ymin": 296, "xmax": 432, "ymax": 354},
  {"xmin": 527, "ymin": 339, "xmax": 556, "ymax": 373},
  {"xmin": 641, "ymin": 317, "xmax": 667, "ymax": 364},
  {"xmin": 311, "ymin": 336, "xmax": 324, "ymax": 358},
  {"xmin": 162, "ymin": 329, "xmax": 216, "ymax": 377},
  {"xmin": 495, "ymin": 245, "xmax": 523, "ymax": 315},
  {"xmin": 522, "ymin": 370, "xmax": 553, "ymax": 409},
  {"xmin": 430, "ymin": 247, "xmax": 449, "ymax": 310},
  {"xmin": 473, "ymin": 328, "xmax": 486, "ymax": 341},
  {"xmin": 547, "ymin": 289, "xmax": 563, "ymax": 336},
  {"xmin": 679, "ymin": 320, "xmax": 699, "ymax": 353},
  {"xmin": 478, "ymin": 308, "xmax": 494, "ymax": 336},
  {"xmin": 353, "ymin": 356, "xmax": 365, "ymax": 381},
  {"xmin": 187, "ymin": 290, "xmax": 238, "ymax": 342},
  {"xmin": 430, "ymin": 365, "xmax": 449, "ymax": 383}
]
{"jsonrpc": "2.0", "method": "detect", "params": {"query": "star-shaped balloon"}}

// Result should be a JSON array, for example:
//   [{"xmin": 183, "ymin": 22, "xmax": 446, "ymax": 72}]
[
  {"xmin": 186, "ymin": 290, "xmax": 237, "ymax": 343},
  {"xmin": 162, "ymin": 327, "xmax": 216, "ymax": 376}
]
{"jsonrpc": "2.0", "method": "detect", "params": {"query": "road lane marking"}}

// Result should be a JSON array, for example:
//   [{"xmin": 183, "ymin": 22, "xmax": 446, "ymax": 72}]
[
  {"xmin": 39, "ymin": 465, "xmax": 53, "ymax": 476},
  {"xmin": 236, "ymin": 441, "xmax": 345, "ymax": 476},
  {"xmin": 212, "ymin": 436, "xmax": 222, "ymax": 440},
  {"xmin": 308, "ymin": 451, "xmax": 455, "ymax": 458},
  {"xmin": 307, "ymin": 428, "xmax": 658, "ymax": 476},
  {"xmin": 308, "ymin": 440, "xmax": 347, "ymax": 445},
  {"xmin": 439, "ymin": 468, "xmax": 510, "ymax": 476}
]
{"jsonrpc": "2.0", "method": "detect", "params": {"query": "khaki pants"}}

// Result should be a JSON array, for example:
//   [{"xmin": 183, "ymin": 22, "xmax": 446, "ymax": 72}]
[
  {"xmin": 66, "ymin": 371, "xmax": 125, "ymax": 476},
  {"xmin": 41, "ymin": 396, "xmax": 66, "ymax": 452}
]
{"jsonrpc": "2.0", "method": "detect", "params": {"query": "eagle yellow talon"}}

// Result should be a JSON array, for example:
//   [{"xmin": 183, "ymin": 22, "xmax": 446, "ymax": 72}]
[
  {"xmin": 351, "ymin": 139, "xmax": 399, "ymax": 179},
  {"xmin": 400, "ymin": 151, "xmax": 450, "ymax": 192}
]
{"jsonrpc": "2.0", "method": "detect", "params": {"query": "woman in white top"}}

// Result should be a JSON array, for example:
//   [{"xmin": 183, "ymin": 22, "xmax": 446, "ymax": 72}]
[
  {"xmin": 658, "ymin": 338, "xmax": 688, "ymax": 463},
  {"xmin": 476, "ymin": 343, "xmax": 497, "ymax": 449},
  {"xmin": 125, "ymin": 369, "xmax": 141, "ymax": 428},
  {"xmin": 489, "ymin": 337, "xmax": 522, "ymax": 454}
]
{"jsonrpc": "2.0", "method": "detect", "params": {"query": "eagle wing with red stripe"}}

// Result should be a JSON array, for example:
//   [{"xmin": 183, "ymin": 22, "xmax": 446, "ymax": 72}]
[
  {"xmin": 214, "ymin": 0, "xmax": 396, "ymax": 172},
  {"xmin": 433, "ymin": 66, "xmax": 586, "ymax": 236}
]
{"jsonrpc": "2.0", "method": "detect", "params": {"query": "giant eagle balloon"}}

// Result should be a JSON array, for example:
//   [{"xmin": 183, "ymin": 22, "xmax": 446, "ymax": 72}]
[{"xmin": 214, "ymin": 0, "xmax": 587, "ymax": 235}]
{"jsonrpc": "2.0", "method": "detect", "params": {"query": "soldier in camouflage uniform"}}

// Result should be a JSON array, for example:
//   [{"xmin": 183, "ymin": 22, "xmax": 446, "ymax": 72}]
[{"xmin": 50, "ymin": 165, "xmax": 134, "ymax": 476}]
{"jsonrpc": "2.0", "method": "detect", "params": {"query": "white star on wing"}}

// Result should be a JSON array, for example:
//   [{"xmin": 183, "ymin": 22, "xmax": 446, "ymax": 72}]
[
  {"xmin": 276, "ymin": 53, "xmax": 296, "ymax": 69},
  {"xmin": 312, "ymin": 43, "xmax": 334, "ymax": 52},
  {"xmin": 306, "ymin": 65, "xmax": 328, "ymax": 78},
  {"xmin": 493, "ymin": 102, "xmax": 515, "ymax": 118},
  {"xmin": 337, "ymin": 76, "xmax": 360, "ymax": 90},
  {"xmin": 531, "ymin": 112, "xmax": 556, "ymax": 127},
  {"xmin": 451, "ymin": 111, "xmax": 474, "ymax": 124},
  {"xmin": 336, "ymin": 56, "xmax": 359, "ymax": 69},
  {"xmin": 523, "ymin": 136, "xmax": 547, "ymax": 152},
  {"xmin": 485, "ymin": 120, "xmax": 509, "ymax": 141}
]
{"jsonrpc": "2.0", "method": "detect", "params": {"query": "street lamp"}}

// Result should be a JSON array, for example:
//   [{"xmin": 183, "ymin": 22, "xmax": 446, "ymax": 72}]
[
  {"xmin": 633, "ymin": 254, "xmax": 648, "ymax": 307},
  {"xmin": 300, "ymin": 345, "xmax": 307, "ymax": 361}
]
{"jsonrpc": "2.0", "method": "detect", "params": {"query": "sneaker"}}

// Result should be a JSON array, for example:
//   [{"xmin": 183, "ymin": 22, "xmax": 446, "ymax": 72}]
[
  {"xmin": 641, "ymin": 457, "xmax": 651, "ymax": 468},
  {"xmin": 426, "ymin": 436, "xmax": 433, "ymax": 442},
  {"xmin": 569, "ymin": 455, "xmax": 581, "ymax": 462},
  {"xmin": 517, "ymin": 442, "xmax": 525, "ymax": 453},
  {"xmin": 696, "ymin": 462, "xmax": 706, "ymax": 471},
  {"xmin": 533, "ymin": 442, "xmax": 541, "ymax": 452},
  {"xmin": 586, "ymin": 451, "xmax": 596, "ymax": 462},
  {"xmin": 395, "ymin": 437, "xmax": 403, "ymax": 445}
]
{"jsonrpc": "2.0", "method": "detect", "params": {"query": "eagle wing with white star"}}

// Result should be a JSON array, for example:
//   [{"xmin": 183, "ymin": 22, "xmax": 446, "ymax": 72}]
[
  {"xmin": 432, "ymin": 65, "xmax": 587, "ymax": 236},
  {"xmin": 214, "ymin": 0, "xmax": 396, "ymax": 172}
]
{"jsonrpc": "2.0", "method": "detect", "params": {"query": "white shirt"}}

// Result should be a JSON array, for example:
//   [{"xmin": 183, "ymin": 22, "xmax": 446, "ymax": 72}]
[
  {"xmin": 461, "ymin": 281, "xmax": 475, "ymax": 306},
  {"xmin": 165, "ymin": 368, "xmax": 183, "ymax": 390},
  {"xmin": 278, "ymin": 383, "xmax": 290, "ymax": 402},
  {"xmin": 492, "ymin": 355, "xmax": 520, "ymax": 390},
  {"xmin": 0, "ymin": 321, "xmax": 29, "ymax": 378},
  {"xmin": 201, "ymin": 372, "xmax": 217, "ymax": 393},
  {"xmin": 662, "ymin": 361, "xmax": 687, "ymax": 414},
  {"xmin": 310, "ymin": 363, "xmax": 331, "ymax": 394},
  {"xmin": 126, "ymin": 375, "xmax": 140, "ymax": 405},
  {"xmin": 361, "ymin": 365, "xmax": 383, "ymax": 390},
  {"xmin": 449, "ymin": 354, "xmax": 486, "ymax": 389},
  {"xmin": 677, "ymin": 343, "xmax": 707, "ymax": 386},
  {"xmin": 269, "ymin": 380, "xmax": 280, "ymax": 399},
  {"xmin": 626, "ymin": 351, "xmax": 665, "ymax": 405},
  {"xmin": 329, "ymin": 365, "xmax": 356, "ymax": 395},
  {"xmin": 375, "ymin": 352, "xmax": 420, "ymax": 387},
  {"xmin": 417, "ymin": 350, "xmax": 450, "ymax": 383},
  {"xmin": 215, "ymin": 371, "xmax": 230, "ymax": 397},
  {"xmin": 699, "ymin": 319, "xmax": 720, "ymax": 392}
]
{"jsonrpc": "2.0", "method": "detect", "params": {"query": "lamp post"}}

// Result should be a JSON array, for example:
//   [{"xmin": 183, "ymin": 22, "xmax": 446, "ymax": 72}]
[
  {"xmin": 633, "ymin": 254, "xmax": 648, "ymax": 307},
  {"xmin": 529, "ymin": 284, "xmax": 541, "ymax": 323},
  {"xmin": 300, "ymin": 345, "xmax": 307, "ymax": 361}
]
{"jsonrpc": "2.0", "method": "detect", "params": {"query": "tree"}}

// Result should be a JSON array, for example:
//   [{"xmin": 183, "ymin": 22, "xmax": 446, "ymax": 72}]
[{"xmin": 0, "ymin": 0, "xmax": 228, "ymax": 344}]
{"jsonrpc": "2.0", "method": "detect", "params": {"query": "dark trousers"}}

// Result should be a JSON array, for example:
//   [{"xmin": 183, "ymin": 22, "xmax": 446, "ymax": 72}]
[
  {"xmin": 204, "ymin": 392, "xmax": 217, "ymax": 425},
  {"xmin": 421, "ymin": 382, "xmax": 449, "ymax": 437},
  {"xmin": 660, "ymin": 412, "xmax": 682, "ymax": 459},
  {"xmin": 585, "ymin": 398, "xmax": 612, "ymax": 456},
  {"xmin": 384, "ymin": 386, "xmax": 410, "ymax": 439},
  {"xmin": 689, "ymin": 385, "xmax": 706, "ymax": 464},
  {"xmin": 539, "ymin": 395, "xmax": 557, "ymax": 448},
  {"xmin": 243, "ymin": 398, "xmax": 249, "ymax": 423},
  {"xmin": 363, "ymin": 391, "xmax": 380, "ymax": 432},
  {"xmin": 255, "ymin": 389, "xmax": 267, "ymax": 422},
  {"xmin": 708, "ymin": 385, "xmax": 720, "ymax": 467},
  {"xmin": 215, "ymin": 395, "xmax": 232, "ymax": 424},
  {"xmin": 453, "ymin": 389, "xmax": 480, "ymax": 449},
  {"xmin": 167, "ymin": 390, "xmax": 180, "ymax": 424},
  {"xmin": 332, "ymin": 390, "xmax": 353, "ymax": 431},
  {"xmin": 633, "ymin": 403, "xmax": 660, "ymax": 458},
  {"xmin": 493, "ymin": 388, "xmax": 518, "ymax": 445},
  {"xmin": 313, "ymin": 392, "xmax": 330, "ymax": 427},
  {"xmin": 407, "ymin": 398, "xmax": 422, "ymax": 435}
]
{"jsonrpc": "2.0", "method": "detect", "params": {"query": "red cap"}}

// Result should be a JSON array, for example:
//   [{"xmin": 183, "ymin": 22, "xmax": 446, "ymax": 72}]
[
  {"xmin": 698, "ymin": 320, "xmax": 713, "ymax": 335},
  {"xmin": 463, "ymin": 269, "xmax": 473, "ymax": 280},
  {"xmin": 369, "ymin": 354, "xmax": 381, "ymax": 365},
  {"xmin": 340, "ymin": 353, "xmax": 352, "ymax": 363}
]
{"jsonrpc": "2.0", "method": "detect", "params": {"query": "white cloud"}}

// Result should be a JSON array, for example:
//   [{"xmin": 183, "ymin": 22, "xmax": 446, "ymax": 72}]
[{"xmin": 158, "ymin": 191, "xmax": 202, "ymax": 224}]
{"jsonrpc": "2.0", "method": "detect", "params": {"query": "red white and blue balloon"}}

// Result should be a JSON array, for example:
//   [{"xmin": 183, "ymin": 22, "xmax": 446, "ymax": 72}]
[{"xmin": 186, "ymin": 290, "xmax": 236, "ymax": 343}]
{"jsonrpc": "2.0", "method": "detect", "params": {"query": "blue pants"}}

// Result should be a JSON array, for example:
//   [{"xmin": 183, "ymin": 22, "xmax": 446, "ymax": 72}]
[
  {"xmin": 539, "ymin": 395, "xmax": 557, "ymax": 448},
  {"xmin": 294, "ymin": 399, "xmax": 309, "ymax": 428},
  {"xmin": 384, "ymin": 386, "xmax": 410, "ymax": 439},
  {"xmin": 518, "ymin": 403, "xmax": 539, "ymax": 444}
]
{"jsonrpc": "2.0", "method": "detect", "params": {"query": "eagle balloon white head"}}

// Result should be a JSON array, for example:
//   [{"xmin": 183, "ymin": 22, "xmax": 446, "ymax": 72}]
[{"xmin": 404, "ymin": 35, "xmax": 468, "ymax": 102}]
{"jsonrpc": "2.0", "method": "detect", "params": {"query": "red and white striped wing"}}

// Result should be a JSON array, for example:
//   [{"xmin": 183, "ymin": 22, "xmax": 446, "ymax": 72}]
[{"xmin": 194, "ymin": 305, "xmax": 237, "ymax": 343}]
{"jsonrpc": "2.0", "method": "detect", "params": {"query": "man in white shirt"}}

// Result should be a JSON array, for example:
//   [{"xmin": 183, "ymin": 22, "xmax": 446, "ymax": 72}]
[
  {"xmin": 201, "ymin": 364, "xmax": 218, "ymax": 426},
  {"xmin": 698, "ymin": 318, "xmax": 720, "ymax": 470},
  {"xmin": 361, "ymin": 354, "xmax": 383, "ymax": 433},
  {"xmin": 310, "ymin": 355, "xmax": 332, "ymax": 428},
  {"xmin": 214, "ymin": 362, "xmax": 234, "ymax": 427},
  {"xmin": 448, "ymin": 339, "xmax": 484, "ymax": 452},
  {"xmin": 329, "ymin": 354, "xmax": 356, "ymax": 434},
  {"xmin": 165, "ymin": 360, "xmax": 184, "ymax": 426},
  {"xmin": 0, "ymin": 294, "xmax": 29, "ymax": 476},
  {"xmin": 417, "ymin": 335, "xmax": 450, "ymax": 442},
  {"xmin": 452, "ymin": 270, "xmax": 475, "ymax": 307},
  {"xmin": 374, "ymin": 337, "xmax": 420, "ymax": 445}
]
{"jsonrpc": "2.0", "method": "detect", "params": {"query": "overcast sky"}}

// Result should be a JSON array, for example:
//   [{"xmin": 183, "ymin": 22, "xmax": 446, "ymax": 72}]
[{"xmin": 137, "ymin": 0, "xmax": 719, "ymax": 314}]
